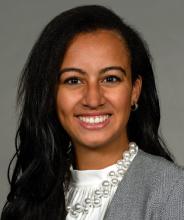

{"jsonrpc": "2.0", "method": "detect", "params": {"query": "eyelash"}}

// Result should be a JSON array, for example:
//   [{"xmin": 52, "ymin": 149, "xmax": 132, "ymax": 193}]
[
  {"xmin": 63, "ymin": 75, "xmax": 122, "ymax": 85},
  {"xmin": 103, "ymin": 75, "xmax": 121, "ymax": 83},
  {"xmin": 64, "ymin": 77, "xmax": 81, "ymax": 85}
]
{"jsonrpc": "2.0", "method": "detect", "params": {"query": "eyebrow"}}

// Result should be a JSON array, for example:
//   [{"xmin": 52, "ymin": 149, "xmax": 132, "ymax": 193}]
[{"xmin": 60, "ymin": 66, "xmax": 127, "ymax": 76}]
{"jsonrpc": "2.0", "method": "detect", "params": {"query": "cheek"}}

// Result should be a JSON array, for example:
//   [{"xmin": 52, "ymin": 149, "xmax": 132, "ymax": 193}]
[
  {"xmin": 56, "ymin": 89, "xmax": 73, "ymax": 119},
  {"xmin": 56, "ymin": 88, "xmax": 82, "ymax": 121},
  {"xmin": 106, "ymin": 87, "xmax": 132, "ymax": 112}
]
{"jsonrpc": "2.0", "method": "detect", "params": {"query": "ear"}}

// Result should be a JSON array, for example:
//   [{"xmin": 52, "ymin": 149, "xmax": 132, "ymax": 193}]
[{"xmin": 131, "ymin": 76, "xmax": 142, "ymax": 105}]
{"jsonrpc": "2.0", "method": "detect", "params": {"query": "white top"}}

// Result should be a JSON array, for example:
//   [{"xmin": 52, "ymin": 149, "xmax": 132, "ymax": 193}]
[{"xmin": 65, "ymin": 145, "xmax": 138, "ymax": 220}]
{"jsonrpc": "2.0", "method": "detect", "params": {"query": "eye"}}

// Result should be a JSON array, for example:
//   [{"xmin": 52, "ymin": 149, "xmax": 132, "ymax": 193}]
[
  {"xmin": 103, "ymin": 75, "xmax": 121, "ymax": 83},
  {"xmin": 63, "ymin": 77, "xmax": 82, "ymax": 85}
]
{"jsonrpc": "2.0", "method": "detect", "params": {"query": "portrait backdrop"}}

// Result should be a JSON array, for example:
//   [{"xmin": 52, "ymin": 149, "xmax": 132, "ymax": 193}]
[{"xmin": 0, "ymin": 0, "xmax": 184, "ymax": 212}]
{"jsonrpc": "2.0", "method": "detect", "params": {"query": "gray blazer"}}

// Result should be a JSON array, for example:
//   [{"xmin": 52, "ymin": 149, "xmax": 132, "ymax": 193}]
[{"xmin": 104, "ymin": 149, "xmax": 184, "ymax": 220}]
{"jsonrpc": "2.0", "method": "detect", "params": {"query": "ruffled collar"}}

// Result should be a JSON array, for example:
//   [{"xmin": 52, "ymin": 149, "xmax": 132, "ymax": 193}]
[{"xmin": 70, "ymin": 163, "xmax": 118, "ymax": 186}]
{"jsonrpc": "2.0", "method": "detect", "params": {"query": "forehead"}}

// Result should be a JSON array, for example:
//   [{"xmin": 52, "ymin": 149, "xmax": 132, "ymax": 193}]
[
  {"xmin": 61, "ymin": 29, "xmax": 131, "ymax": 69},
  {"xmin": 66, "ymin": 30, "xmax": 129, "ymax": 54}
]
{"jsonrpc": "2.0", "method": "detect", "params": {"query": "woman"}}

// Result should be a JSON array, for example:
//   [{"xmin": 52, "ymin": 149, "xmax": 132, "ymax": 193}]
[{"xmin": 1, "ymin": 5, "xmax": 184, "ymax": 220}]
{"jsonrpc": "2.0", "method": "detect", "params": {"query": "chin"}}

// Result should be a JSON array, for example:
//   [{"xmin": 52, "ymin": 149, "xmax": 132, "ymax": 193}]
[{"xmin": 76, "ymin": 136, "xmax": 112, "ymax": 149}]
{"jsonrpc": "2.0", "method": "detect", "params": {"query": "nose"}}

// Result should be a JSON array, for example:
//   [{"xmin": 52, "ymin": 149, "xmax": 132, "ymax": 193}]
[{"xmin": 82, "ymin": 82, "xmax": 105, "ymax": 109}]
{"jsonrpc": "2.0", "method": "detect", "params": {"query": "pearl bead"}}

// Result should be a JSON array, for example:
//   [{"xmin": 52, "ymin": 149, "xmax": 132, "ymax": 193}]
[
  {"xmin": 66, "ymin": 206, "xmax": 71, "ymax": 212},
  {"xmin": 93, "ymin": 198, "xmax": 101, "ymax": 207},
  {"xmin": 83, "ymin": 207, "xmax": 89, "ymax": 213},
  {"xmin": 102, "ymin": 180, "xmax": 110, "ymax": 187},
  {"xmin": 129, "ymin": 142, "xmax": 136, "ymax": 148},
  {"xmin": 94, "ymin": 189, "xmax": 102, "ymax": 197},
  {"xmin": 123, "ymin": 151, "xmax": 130, "ymax": 159},
  {"xmin": 117, "ymin": 160, "xmax": 124, "ymax": 166},
  {"xmin": 124, "ymin": 157, "xmax": 130, "ymax": 162},
  {"xmin": 122, "ymin": 159, "xmax": 128, "ymax": 165},
  {"xmin": 111, "ymin": 178, "xmax": 119, "ymax": 185},
  {"xmin": 124, "ymin": 161, "xmax": 131, "ymax": 166},
  {"xmin": 130, "ymin": 148, "xmax": 136, "ymax": 155},
  {"xmin": 85, "ymin": 198, "xmax": 91, "ymax": 205},
  {"xmin": 109, "ymin": 171, "xmax": 116, "ymax": 176},
  {"xmin": 71, "ymin": 210, "xmax": 79, "ymax": 217},
  {"xmin": 117, "ymin": 169, "xmax": 125, "ymax": 176},
  {"xmin": 103, "ymin": 190, "xmax": 109, "ymax": 198},
  {"xmin": 121, "ymin": 165, "xmax": 128, "ymax": 171},
  {"xmin": 74, "ymin": 203, "xmax": 82, "ymax": 212}
]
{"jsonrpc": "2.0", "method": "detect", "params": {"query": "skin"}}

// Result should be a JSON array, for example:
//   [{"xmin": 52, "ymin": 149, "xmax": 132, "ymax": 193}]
[{"xmin": 56, "ymin": 30, "xmax": 142, "ymax": 170}]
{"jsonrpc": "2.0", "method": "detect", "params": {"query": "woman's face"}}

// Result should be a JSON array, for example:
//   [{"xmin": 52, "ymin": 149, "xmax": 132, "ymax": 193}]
[{"xmin": 56, "ymin": 30, "xmax": 141, "ymax": 150}]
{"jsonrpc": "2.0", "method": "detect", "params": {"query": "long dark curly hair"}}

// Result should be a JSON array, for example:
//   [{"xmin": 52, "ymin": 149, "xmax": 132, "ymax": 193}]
[{"xmin": 1, "ymin": 4, "xmax": 174, "ymax": 220}]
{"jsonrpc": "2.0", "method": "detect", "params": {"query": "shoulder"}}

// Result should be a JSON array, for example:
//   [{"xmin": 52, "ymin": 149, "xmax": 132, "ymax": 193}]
[
  {"xmin": 133, "ymin": 149, "xmax": 184, "ymax": 218},
  {"xmin": 136, "ymin": 149, "xmax": 184, "ymax": 182},
  {"xmin": 133, "ymin": 149, "xmax": 184, "ymax": 194}
]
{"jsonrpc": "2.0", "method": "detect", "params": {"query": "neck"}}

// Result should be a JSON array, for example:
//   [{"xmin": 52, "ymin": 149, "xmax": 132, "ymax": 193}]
[{"xmin": 73, "ymin": 138, "xmax": 129, "ymax": 170}]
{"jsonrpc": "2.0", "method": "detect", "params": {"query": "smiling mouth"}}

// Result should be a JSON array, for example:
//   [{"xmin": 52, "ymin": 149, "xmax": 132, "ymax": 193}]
[{"xmin": 77, "ymin": 114, "xmax": 111, "ymax": 124}]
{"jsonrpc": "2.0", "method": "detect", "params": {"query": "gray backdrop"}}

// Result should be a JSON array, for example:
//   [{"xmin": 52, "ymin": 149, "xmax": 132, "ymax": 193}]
[{"xmin": 1, "ymin": 0, "xmax": 184, "ymax": 212}]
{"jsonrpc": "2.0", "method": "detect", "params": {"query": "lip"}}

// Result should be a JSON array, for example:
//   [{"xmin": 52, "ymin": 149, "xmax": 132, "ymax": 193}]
[
  {"xmin": 76, "ymin": 114, "xmax": 112, "ymax": 130},
  {"xmin": 75, "ymin": 112, "xmax": 112, "ymax": 117}
]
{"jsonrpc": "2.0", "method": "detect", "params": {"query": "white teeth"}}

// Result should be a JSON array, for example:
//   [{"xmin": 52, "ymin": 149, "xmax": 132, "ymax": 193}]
[
  {"xmin": 95, "ymin": 117, "xmax": 100, "ymax": 123},
  {"xmin": 89, "ymin": 118, "xmax": 94, "ymax": 123},
  {"xmin": 78, "ymin": 115, "xmax": 110, "ymax": 124}
]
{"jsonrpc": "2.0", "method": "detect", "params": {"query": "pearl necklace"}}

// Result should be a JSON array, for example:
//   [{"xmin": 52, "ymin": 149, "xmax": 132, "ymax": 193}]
[{"xmin": 66, "ymin": 142, "xmax": 138, "ymax": 218}]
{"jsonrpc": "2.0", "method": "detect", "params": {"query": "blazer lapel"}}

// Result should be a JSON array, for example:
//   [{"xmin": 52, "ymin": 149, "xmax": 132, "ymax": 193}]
[{"xmin": 104, "ymin": 149, "xmax": 146, "ymax": 220}]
